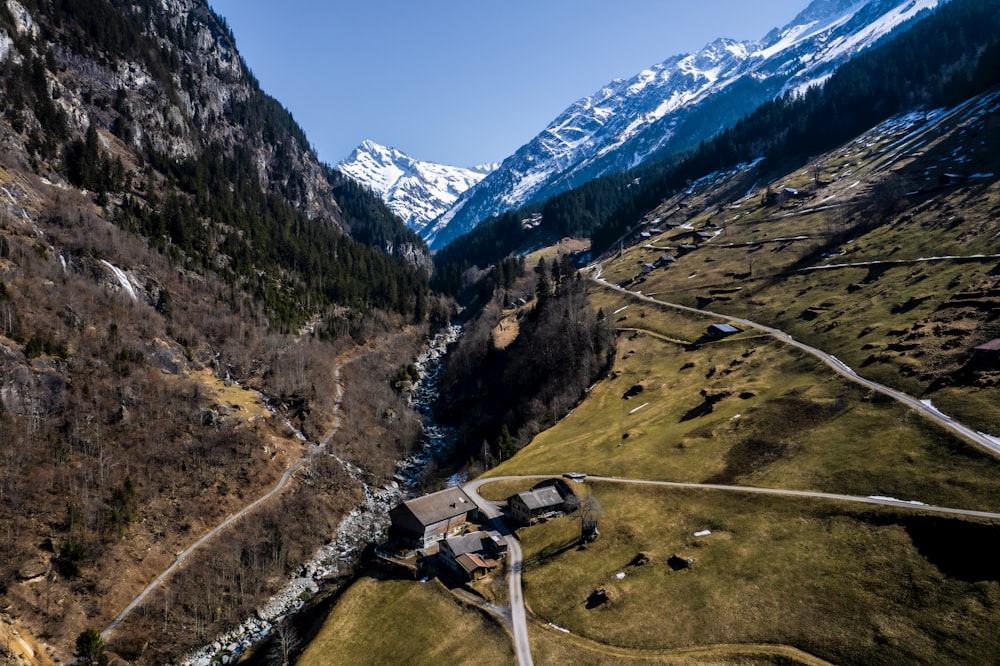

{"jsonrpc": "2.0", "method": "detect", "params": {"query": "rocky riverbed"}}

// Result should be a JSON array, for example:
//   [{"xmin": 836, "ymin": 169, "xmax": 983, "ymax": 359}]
[{"xmin": 177, "ymin": 325, "xmax": 461, "ymax": 666}]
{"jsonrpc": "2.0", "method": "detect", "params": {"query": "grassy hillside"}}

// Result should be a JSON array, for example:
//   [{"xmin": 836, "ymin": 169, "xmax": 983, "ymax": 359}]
[
  {"xmin": 596, "ymin": 90, "xmax": 1000, "ymax": 433},
  {"xmin": 300, "ymin": 83, "xmax": 1000, "ymax": 661}
]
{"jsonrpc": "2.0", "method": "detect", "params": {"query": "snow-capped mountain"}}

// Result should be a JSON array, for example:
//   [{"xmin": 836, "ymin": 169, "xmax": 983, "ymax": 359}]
[
  {"xmin": 425, "ymin": 0, "xmax": 941, "ymax": 248},
  {"xmin": 337, "ymin": 140, "xmax": 497, "ymax": 234}
]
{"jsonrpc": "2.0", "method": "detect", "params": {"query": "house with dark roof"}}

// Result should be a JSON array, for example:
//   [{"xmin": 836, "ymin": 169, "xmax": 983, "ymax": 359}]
[
  {"xmin": 389, "ymin": 487, "xmax": 477, "ymax": 548},
  {"xmin": 508, "ymin": 485, "xmax": 566, "ymax": 526}
]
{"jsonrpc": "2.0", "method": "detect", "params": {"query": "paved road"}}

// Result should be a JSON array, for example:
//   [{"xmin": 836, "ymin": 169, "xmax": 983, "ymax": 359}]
[
  {"xmin": 591, "ymin": 272, "xmax": 1000, "ymax": 456},
  {"xmin": 102, "ymin": 361, "xmax": 351, "ymax": 640},
  {"xmin": 462, "ymin": 478, "xmax": 534, "ymax": 666},
  {"xmin": 468, "ymin": 475, "xmax": 1000, "ymax": 524}
]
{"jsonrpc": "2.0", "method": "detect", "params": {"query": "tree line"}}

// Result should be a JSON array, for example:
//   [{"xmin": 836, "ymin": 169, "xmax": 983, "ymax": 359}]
[{"xmin": 436, "ymin": 259, "xmax": 615, "ymax": 466}]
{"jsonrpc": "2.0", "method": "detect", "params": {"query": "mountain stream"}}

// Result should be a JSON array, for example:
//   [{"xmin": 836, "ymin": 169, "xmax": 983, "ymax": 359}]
[{"xmin": 179, "ymin": 325, "xmax": 461, "ymax": 665}]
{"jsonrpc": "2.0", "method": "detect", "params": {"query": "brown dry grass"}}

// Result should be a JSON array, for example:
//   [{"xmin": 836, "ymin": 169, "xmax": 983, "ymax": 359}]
[
  {"xmin": 520, "ymin": 483, "xmax": 1000, "ymax": 665},
  {"xmin": 298, "ymin": 576, "xmax": 514, "ymax": 666}
]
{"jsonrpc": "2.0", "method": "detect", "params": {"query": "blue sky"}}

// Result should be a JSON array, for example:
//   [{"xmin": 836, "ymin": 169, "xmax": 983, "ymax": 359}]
[{"xmin": 208, "ymin": 1, "xmax": 810, "ymax": 168}]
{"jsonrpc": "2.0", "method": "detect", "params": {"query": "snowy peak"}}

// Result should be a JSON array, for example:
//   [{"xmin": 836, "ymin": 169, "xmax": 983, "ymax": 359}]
[
  {"xmin": 337, "ymin": 141, "xmax": 496, "ymax": 233},
  {"xmin": 426, "ymin": 0, "xmax": 941, "ymax": 249}
]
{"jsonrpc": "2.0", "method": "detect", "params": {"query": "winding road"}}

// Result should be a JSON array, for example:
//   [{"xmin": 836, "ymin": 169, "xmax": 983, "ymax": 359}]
[
  {"xmin": 454, "ymin": 264, "xmax": 1000, "ymax": 664},
  {"xmin": 102, "ymin": 361, "xmax": 352, "ymax": 640},
  {"xmin": 461, "ymin": 478, "xmax": 534, "ymax": 666},
  {"xmin": 591, "ymin": 269, "xmax": 1000, "ymax": 456}
]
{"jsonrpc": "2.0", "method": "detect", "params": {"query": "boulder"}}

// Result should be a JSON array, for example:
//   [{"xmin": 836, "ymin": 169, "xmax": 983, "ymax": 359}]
[
  {"xmin": 17, "ymin": 555, "xmax": 50, "ymax": 582},
  {"xmin": 627, "ymin": 552, "xmax": 651, "ymax": 567}
]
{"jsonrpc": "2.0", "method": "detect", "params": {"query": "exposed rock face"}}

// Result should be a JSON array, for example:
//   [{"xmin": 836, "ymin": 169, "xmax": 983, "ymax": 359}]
[{"xmin": 68, "ymin": 0, "xmax": 341, "ymax": 222}]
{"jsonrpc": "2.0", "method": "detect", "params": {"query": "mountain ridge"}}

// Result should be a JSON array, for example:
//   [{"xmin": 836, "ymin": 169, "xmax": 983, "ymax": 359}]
[
  {"xmin": 425, "ymin": 0, "xmax": 940, "ymax": 249},
  {"xmin": 337, "ymin": 140, "xmax": 497, "ymax": 234}
]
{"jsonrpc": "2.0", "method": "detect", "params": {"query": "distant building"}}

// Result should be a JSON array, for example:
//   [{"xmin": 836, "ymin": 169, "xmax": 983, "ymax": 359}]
[
  {"xmin": 655, "ymin": 254, "xmax": 676, "ymax": 267},
  {"xmin": 389, "ymin": 487, "xmax": 477, "ymax": 548},
  {"xmin": 641, "ymin": 263, "xmax": 656, "ymax": 274},
  {"xmin": 706, "ymin": 323, "xmax": 741, "ymax": 339},
  {"xmin": 973, "ymin": 339, "xmax": 1000, "ymax": 362}
]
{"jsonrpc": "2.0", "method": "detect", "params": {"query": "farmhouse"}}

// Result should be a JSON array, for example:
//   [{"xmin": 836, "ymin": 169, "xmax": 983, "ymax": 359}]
[
  {"xmin": 508, "ymin": 485, "xmax": 566, "ymax": 526},
  {"xmin": 439, "ymin": 531, "xmax": 504, "ymax": 581},
  {"xmin": 389, "ymin": 487, "xmax": 477, "ymax": 548}
]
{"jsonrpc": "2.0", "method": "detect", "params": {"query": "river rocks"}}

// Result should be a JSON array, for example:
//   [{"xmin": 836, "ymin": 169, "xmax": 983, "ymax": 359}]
[{"xmin": 177, "ymin": 327, "xmax": 459, "ymax": 665}]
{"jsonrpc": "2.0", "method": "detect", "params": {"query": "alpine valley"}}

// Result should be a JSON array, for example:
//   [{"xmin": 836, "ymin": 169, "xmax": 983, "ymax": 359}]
[{"xmin": 3, "ymin": 0, "xmax": 1000, "ymax": 664}]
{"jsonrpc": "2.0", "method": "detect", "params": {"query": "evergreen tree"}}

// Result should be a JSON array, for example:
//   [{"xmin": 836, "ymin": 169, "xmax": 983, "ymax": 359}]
[
  {"xmin": 74, "ymin": 629, "xmax": 110, "ymax": 666},
  {"xmin": 496, "ymin": 425, "xmax": 513, "ymax": 461}
]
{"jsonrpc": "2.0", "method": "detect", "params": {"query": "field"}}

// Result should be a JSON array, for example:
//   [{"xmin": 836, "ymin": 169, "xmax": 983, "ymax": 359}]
[
  {"xmin": 595, "ymin": 98, "xmax": 1000, "ymax": 434},
  {"xmin": 512, "ymin": 483, "xmax": 1000, "ymax": 665},
  {"xmin": 485, "ymin": 300, "xmax": 1000, "ymax": 512},
  {"xmin": 298, "ymin": 577, "xmax": 514, "ymax": 666}
]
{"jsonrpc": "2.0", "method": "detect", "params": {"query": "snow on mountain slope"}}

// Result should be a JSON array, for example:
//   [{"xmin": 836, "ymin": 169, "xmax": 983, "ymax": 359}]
[
  {"xmin": 337, "ymin": 140, "xmax": 496, "ymax": 233},
  {"xmin": 426, "ymin": 0, "xmax": 940, "ymax": 249}
]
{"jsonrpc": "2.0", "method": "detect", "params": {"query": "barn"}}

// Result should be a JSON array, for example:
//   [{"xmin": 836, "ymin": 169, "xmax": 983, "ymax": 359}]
[{"xmin": 389, "ymin": 487, "xmax": 477, "ymax": 548}]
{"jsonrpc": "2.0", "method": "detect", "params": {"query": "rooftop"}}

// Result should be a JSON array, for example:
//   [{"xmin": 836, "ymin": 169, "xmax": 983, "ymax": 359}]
[
  {"xmin": 402, "ymin": 486, "xmax": 474, "ymax": 527},
  {"xmin": 709, "ymin": 323, "xmax": 741, "ymax": 335},
  {"xmin": 455, "ymin": 552, "xmax": 498, "ymax": 575},
  {"xmin": 443, "ymin": 531, "xmax": 488, "ymax": 557},
  {"xmin": 516, "ymin": 486, "xmax": 564, "ymax": 511}
]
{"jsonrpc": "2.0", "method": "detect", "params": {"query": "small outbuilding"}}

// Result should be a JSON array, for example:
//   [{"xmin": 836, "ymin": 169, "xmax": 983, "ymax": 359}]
[
  {"xmin": 439, "ymin": 531, "xmax": 502, "ymax": 581},
  {"xmin": 389, "ymin": 487, "xmax": 477, "ymax": 548},
  {"xmin": 973, "ymin": 339, "xmax": 1000, "ymax": 362},
  {"xmin": 706, "ymin": 323, "xmax": 741, "ymax": 339},
  {"xmin": 454, "ymin": 553, "xmax": 498, "ymax": 581}
]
